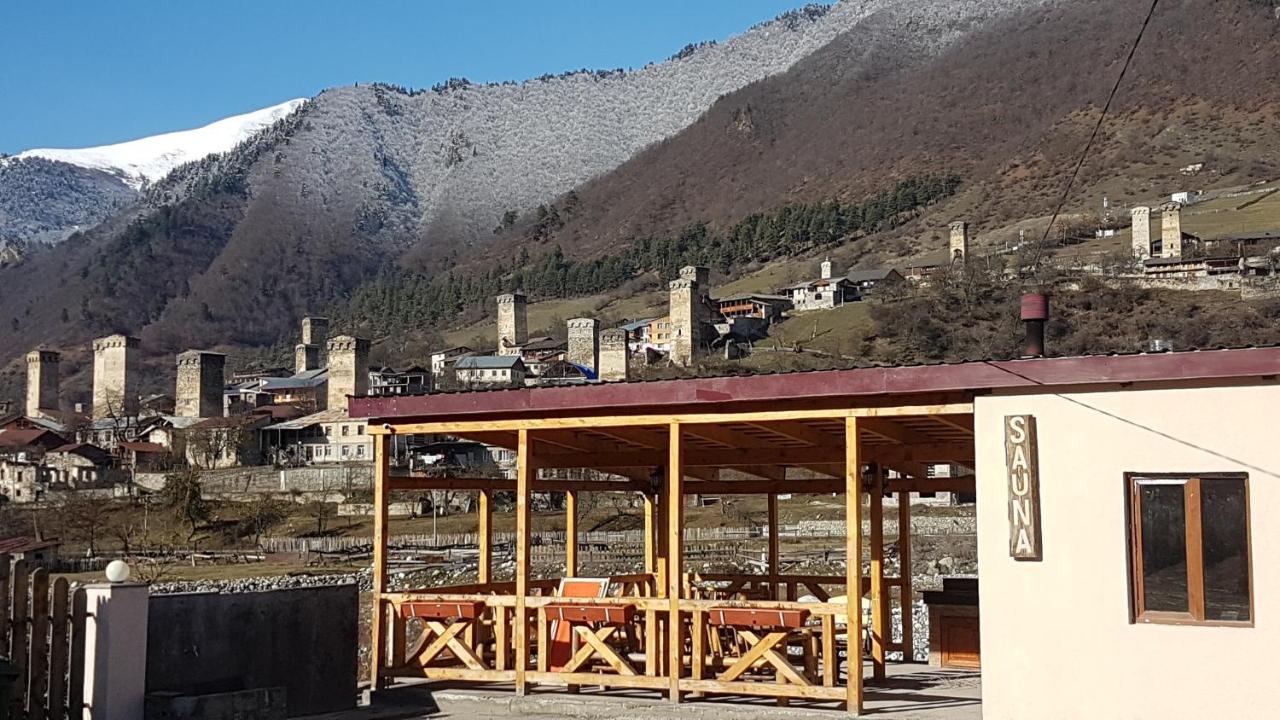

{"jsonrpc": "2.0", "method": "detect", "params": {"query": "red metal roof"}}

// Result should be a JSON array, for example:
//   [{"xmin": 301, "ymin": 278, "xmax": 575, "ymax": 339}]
[
  {"xmin": 349, "ymin": 347, "xmax": 1280, "ymax": 422},
  {"xmin": 0, "ymin": 537, "xmax": 60, "ymax": 554}
]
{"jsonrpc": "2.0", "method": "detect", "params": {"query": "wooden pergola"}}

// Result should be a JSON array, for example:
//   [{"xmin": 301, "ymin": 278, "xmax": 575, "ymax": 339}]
[{"xmin": 355, "ymin": 368, "xmax": 980, "ymax": 714}]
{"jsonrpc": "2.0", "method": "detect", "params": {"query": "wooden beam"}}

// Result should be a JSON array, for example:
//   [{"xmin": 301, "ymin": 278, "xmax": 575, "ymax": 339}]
[
  {"xmin": 883, "ymin": 475, "xmax": 976, "ymax": 495},
  {"xmin": 667, "ymin": 422, "xmax": 684, "ymax": 703},
  {"xmin": 898, "ymin": 490, "xmax": 913, "ymax": 663},
  {"xmin": 845, "ymin": 417, "xmax": 863, "ymax": 715},
  {"xmin": 749, "ymin": 421, "xmax": 841, "ymax": 447},
  {"xmin": 593, "ymin": 426, "xmax": 668, "ymax": 449},
  {"xmin": 767, "ymin": 493, "xmax": 780, "ymax": 599},
  {"xmin": 370, "ymin": 432, "xmax": 391, "ymax": 691},
  {"xmin": 683, "ymin": 424, "xmax": 756, "ymax": 448},
  {"xmin": 860, "ymin": 418, "xmax": 930, "ymax": 446},
  {"xmin": 870, "ymin": 466, "xmax": 887, "ymax": 680},
  {"xmin": 478, "ymin": 489, "xmax": 493, "ymax": 584},
  {"xmin": 931, "ymin": 414, "xmax": 975, "ymax": 435},
  {"xmin": 369, "ymin": 403, "xmax": 976, "ymax": 435},
  {"xmin": 535, "ymin": 446, "xmax": 847, "ymax": 469},
  {"xmin": 448, "ymin": 430, "xmax": 521, "ymax": 448},
  {"xmin": 565, "ymin": 490, "xmax": 578, "ymax": 578},
  {"xmin": 387, "ymin": 475, "xmax": 645, "ymax": 493},
  {"xmin": 514, "ymin": 429, "xmax": 533, "ymax": 695}
]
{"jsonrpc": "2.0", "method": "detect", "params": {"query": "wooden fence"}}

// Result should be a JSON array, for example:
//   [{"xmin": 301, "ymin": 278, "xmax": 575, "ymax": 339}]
[{"xmin": 1, "ymin": 556, "xmax": 87, "ymax": 720}]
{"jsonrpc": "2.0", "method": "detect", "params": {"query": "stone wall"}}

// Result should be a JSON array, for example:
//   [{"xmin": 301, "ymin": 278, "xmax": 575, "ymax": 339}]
[
  {"xmin": 325, "ymin": 336, "xmax": 369, "ymax": 410},
  {"xmin": 25, "ymin": 349, "xmax": 59, "ymax": 416},
  {"xmin": 135, "ymin": 465, "xmax": 373, "ymax": 499},
  {"xmin": 146, "ymin": 585, "xmax": 357, "ymax": 717},
  {"xmin": 566, "ymin": 318, "xmax": 599, "ymax": 372},
  {"xmin": 496, "ymin": 292, "xmax": 528, "ymax": 355},
  {"xmin": 598, "ymin": 328, "xmax": 630, "ymax": 381}
]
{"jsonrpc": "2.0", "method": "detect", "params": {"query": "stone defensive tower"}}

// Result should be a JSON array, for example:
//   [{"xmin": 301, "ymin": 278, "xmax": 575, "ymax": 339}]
[
  {"xmin": 496, "ymin": 293, "xmax": 528, "ymax": 355},
  {"xmin": 295, "ymin": 343, "xmax": 321, "ymax": 374},
  {"xmin": 669, "ymin": 266, "xmax": 710, "ymax": 367},
  {"xmin": 301, "ymin": 316, "xmax": 330, "ymax": 346},
  {"xmin": 326, "ymin": 335, "xmax": 370, "ymax": 411},
  {"xmin": 1130, "ymin": 206, "xmax": 1152, "ymax": 260},
  {"xmin": 949, "ymin": 222, "xmax": 969, "ymax": 264},
  {"xmin": 175, "ymin": 350, "xmax": 226, "ymax": 419},
  {"xmin": 567, "ymin": 318, "xmax": 599, "ymax": 373},
  {"xmin": 1161, "ymin": 203, "xmax": 1184, "ymax": 258},
  {"xmin": 92, "ymin": 334, "xmax": 140, "ymax": 419},
  {"xmin": 598, "ymin": 328, "xmax": 630, "ymax": 382},
  {"xmin": 25, "ymin": 349, "xmax": 60, "ymax": 417}
]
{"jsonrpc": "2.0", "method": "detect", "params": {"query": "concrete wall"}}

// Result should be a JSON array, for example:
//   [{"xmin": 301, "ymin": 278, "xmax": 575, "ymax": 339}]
[
  {"xmin": 135, "ymin": 465, "xmax": 373, "ymax": 499},
  {"xmin": 975, "ymin": 381, "xmax": 1280, "ymax": 720},
  {"xmin": 146, "ymin": 585, "xmax": 357, "ymax": 717}
]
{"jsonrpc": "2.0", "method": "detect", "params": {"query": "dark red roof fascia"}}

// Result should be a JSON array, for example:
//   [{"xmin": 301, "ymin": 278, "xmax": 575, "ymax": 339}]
[{"xmin": 349, "ymin": 347, "xmax": 1280, "ymax": 422}]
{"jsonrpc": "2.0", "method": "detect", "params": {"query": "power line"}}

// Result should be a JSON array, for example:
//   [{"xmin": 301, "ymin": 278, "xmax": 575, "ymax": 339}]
[{"xmin": 1038, "ymin": 0, "xmax": 1162, "ymax": 247}]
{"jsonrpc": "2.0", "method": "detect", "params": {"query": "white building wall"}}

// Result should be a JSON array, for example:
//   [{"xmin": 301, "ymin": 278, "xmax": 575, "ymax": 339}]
[{"xmin": 974, "ymin": 381, "xmax": 1280, "ymax": 720}]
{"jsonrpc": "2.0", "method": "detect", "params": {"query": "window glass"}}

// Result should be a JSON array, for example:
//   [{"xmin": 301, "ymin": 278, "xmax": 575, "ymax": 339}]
[
  {"xmin": 1139, "ymin": 482, "xmax": 1189, "ymax": 613},
  {"xmin": 1201, "ymin": 478, "xmax": 1250, "ymax": 622}
]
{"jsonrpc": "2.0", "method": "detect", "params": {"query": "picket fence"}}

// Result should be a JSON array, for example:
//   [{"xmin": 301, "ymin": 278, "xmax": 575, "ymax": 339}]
[{"xmin": 1, "ymin": 556, "xmax": 86, "ymax": 720}]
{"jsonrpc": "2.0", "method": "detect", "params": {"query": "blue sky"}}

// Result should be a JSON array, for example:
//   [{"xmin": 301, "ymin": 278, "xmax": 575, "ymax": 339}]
[{"xmin": 0, "ymin": 1, "xmax": 806, "ymax": 154}]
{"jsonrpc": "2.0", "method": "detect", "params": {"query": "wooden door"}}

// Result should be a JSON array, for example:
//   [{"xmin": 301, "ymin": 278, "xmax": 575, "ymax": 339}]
[{"xmin": 940, "ymin": 614, "xmax": 981, "ymax": 668}]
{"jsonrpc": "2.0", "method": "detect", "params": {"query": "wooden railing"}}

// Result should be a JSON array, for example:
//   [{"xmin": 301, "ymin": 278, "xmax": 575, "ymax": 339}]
[
  {"xmin": 375, "ymin": 571, "xmax": 879, "ymax": 703},
  {"xmin": 1, "ymin": 557, "xmax": 87, "ymax": 720}
]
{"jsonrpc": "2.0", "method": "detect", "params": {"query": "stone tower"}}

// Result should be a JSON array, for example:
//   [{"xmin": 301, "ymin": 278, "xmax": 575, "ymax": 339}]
[
  {"xmin": 598, "ymin": 328, "xmax": 630, "ymax": 382},
  {"xmin": 295, "ymin": 343, "xmax": 321, "ymax": 374},
  {"xmin": 496, "ymin": 293, "xmax": 528, "ymax": 356},
  {"xmin": 567, "ymin": 318, "xmax": 599, "ymax": 373},
  {"xmin": 820, "ymin": 258, "xmax": 833, "ymax": 280},
  {"xmin": 175, "ymin": 350, "xmax": 226, "ymax": 418},
  {"xmin": 92, "ymin": 334, "xmax": 140, "ymax": 419},
  {"xmin": 25, "ymin": 349, "xmax": 60, "ymax": 417},
  {"xmin": 1130, "ymin": 206, "xmax": 1152, "ymax": 260},
  {"xmin": 949, "ymin": 222, "xmax": 969, "ymax": 264},
  {"xmin": 1161, "ymin": 203, "xmax": 1184, "ymax": 258},
  {"xmin": 669, "ymin": 266, "xmax": 710, "ymax": 367},
  {"xmin": 301, "ymin": 316, "xmax": 330, "ymax": 346},
  {"xmin": 326, "ymin": 335, "xmax": 370, "ymax": 411}
]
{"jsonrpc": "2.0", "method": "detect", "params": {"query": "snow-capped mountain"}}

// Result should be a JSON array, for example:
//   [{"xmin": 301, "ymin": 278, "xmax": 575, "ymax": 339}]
[{"xmin": 15, "ymin": 99, "xmax": 306, "ymax": 190}]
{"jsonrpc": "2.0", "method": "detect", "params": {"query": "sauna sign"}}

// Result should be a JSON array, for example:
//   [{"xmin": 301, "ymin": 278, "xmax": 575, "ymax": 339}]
[{"xmin": 1004, "ymin": 414, "xmax": 1043, "ymax": 560}]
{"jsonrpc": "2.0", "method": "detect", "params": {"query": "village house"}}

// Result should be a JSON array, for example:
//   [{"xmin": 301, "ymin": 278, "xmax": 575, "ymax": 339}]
[
  {"xmin": 714, "ymin": 293, "xmax": 793, "ymax": 321},
  {"xmin": 0, "ymin": 537, "xmax": 61, "ymax": 569},
  {"xmin": 0, "ymin": 457, "xmax": 43, "ymax": 503},
  {"xmin": 846, "ymin": 268, "xmax": 905, "ymax": 296},
  {"xmin": 368, "ymin": 366, "xmax": 431, "ymax": 396},
  {"xmin": 454, "ymin": 355, "xmax": 528, "ymax": 387},
  {"xmin": 621, "ymin": 317, "xmax": 671, "ymax": 355},
  {"xmin": 782, "ymin": 259, "xmax": 861, "ymax": 311},
  {"xmin": 429, "ymin": 347, "xmax": 474, "ymax": 377},
  {"xmin": 184, "ymin": 413, "xmax": 271, "ymax": 470},
  {"xmin": 42, "ymin": 443, "xmax": 117, "ymax": 489},
  {"xmin": 262, "ymin": 407, "xmax": 372, "ymax": 465}
]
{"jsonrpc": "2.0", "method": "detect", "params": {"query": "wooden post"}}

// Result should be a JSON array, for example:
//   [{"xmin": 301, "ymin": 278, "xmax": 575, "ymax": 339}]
[
  {"xmin": 898, "ymin": 490, "xmax": 914, "ymax": 662},
  {"xmin": 566, "ymin": 489, "xmax": 579, "ymax": 577},
  {"xmin": 515, "ymin": 428, "xmax": 534, "ymax": 695},
  {"xmin": 844, "ymin": 417, "xmax": 863, "ymax": 715},
  {"xmin": 870, "ymin": 466, "xmax": 887, "ymax": 680},
  {"xmin": 666, "ymin": 422, "xmax": 684, "ymax": 703},
  {"xmin": 644, "ymin": 493, "xmax": 657, "ymax": 575},
  {"xmin": 369, "ymin": 432, "xmax": 391, "ymax": 690},
  {"xmin": 478, "ymin": 489, "xmax": 493, "ymax": 584},
  {"xmin": 767, "ymin": 492, "xmax": 780, "ymax": 600}
]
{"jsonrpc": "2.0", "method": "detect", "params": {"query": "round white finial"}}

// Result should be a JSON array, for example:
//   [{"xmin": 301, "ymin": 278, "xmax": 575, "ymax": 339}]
[{"xmin": 105, "ymin": 560, "xmax": 131, "ymax": 583}]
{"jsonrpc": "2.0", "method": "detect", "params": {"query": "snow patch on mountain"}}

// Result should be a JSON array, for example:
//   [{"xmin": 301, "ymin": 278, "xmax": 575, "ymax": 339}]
[{"xmin": 16, "ymin": 99, "xmax": 307, "ymax": 189}]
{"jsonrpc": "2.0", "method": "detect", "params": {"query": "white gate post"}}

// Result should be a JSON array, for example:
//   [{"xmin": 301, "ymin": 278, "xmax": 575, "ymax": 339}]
[{"xmin": 81, "ymin": 582, "xmax": 149, "ymax": 720}]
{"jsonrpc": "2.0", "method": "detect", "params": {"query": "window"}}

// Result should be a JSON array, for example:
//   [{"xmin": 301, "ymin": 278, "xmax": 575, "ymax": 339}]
[
  {"xmin": 357, "ymin": 425, "xmax": 365, "ymax": 435},
  {"xmin": 341, "ymin": 425, "xmax": 349, "ymax": 436},
  {"xmin": 1127, "ymin": 474, "xmax": 1252, "ymax": 626}
]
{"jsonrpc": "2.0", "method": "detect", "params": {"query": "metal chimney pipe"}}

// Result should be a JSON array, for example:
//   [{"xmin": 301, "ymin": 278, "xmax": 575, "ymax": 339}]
[{"xmin": 1020, "ymin": 292, "xmax": 1049, "ymax": 358}]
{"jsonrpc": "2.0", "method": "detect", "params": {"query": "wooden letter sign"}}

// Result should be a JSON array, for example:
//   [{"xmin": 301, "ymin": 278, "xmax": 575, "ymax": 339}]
[{"xmin": 1004, "ymin": 414, "xmax": 1042, "ymax": 560}]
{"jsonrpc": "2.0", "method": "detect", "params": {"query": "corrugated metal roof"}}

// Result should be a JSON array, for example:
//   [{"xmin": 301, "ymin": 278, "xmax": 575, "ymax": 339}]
[{"xmin": 350, "ymin": 345, "xmax": 1280, "ymax": 422}]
